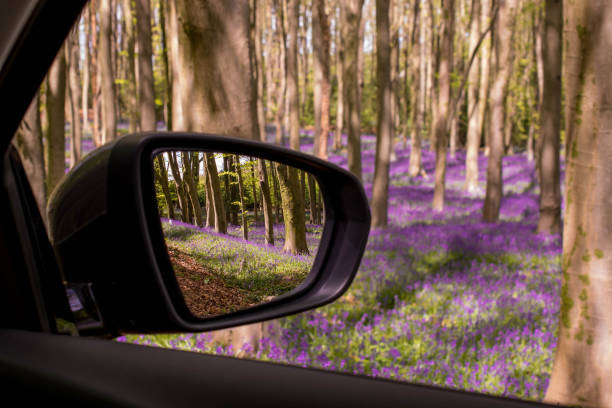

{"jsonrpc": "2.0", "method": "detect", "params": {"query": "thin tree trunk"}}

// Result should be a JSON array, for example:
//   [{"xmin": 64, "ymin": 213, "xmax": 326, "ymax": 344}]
[
  {"xmin": 465, "ymin": 0, "xmax": 481, "ymax": 192},
  {"xmin": 341, "ymin": 0, "xmax": 365, "ymax": 182},
  {"xmin": 287, "ymin": 0, "xmax": 300, "ymax": 151},
  {"xmin": 409, "ymin": 0, "xmax": 425, "ymax": 178},
  {"xmin": 155, "ymin": 155, "xmax": 175, "ymax": 220},
  {"xmin": 250, "ymin": 158, "xmax": 258, "ymax": 223},
  {"xmin": 258, "ymin": 159, "xmax": 274, "ymax": 244},
  {"xmin": 168, "ymin": 152, "xmax": 189, "ymax": 222},
  {"xmin": 46, "ymin": 48, "xmax": 66, "ymax": 195},
  {"xmin": 204, "ymin": 153, "xmax": 227, "ymax": 234},
  {"xmin": 122, "ymin": 0, "xmax": 139, "ymax": 133},
  {"xmin": 307, "ymin": 173, "xmax": 317, "ymax": 225},
  {"xmin": 99, "ymin": 0, "xmax": 117, "ymax": 144},
  {"xmin": 159, "ymin": 0, "xmax": 172, "ymax": 130},
  {"xmin": 536, "ymin": 0, "xmax": 562, "ymax": 234},
  {"xmin": 234, "ymin": 155, "xmax": 248, "ymax": 240},
  {"xmin": 432, "ymin": 0, "xmax": 454, "ymax": 212},
  {"xmin": 66, "ymin": 28, "xmax": 82, "ymax": 168},
  {"xmin": 81, "ymin": 8, "xmax": 91, "ymax": 137},
  {"xmin": 90, "ymin": 0, "xmax": 101, "ymax": 147},
  {"xmin": 371, "ymin": 0, "xmax": 392, "ymax": 228},
  {"xmin": 482, "ymin": 0, "xmax": 515, "ymax": 223},
  {"xmin": 313, "ymin": 0, "xmax": 331, "ymax": 160},
  {"xmin": 334, "ymin": 5, "xmax": 344, "ymax": 151},
  {"xmin": 477, "ymin": 0, "xmax": 490, "ymax": 157},
  {"xmin": 136, "ymin": 0, "xmax": 156, "ymax": 132},
  {"xmin": 182, "ymin": 152, "xmax": 203, "ymax": 227}
]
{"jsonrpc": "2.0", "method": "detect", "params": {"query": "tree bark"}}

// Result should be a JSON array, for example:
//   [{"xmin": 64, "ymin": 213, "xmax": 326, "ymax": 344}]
[
  {"xmin": 136, "ymin": 0, "xmax": 157, "ymax": 131},
  {"xmin": 334, "ymin": 5, "xmax": 344, "ymax": 151},
  {"xmin": 14, "ymin": 93, "xmax": 46, "ymax": 220},
  {"xmin": 341, "ymin": 0, "xmax": 365, "ymax": 182},
  {"xmin": 123, "ymin": 0, "xmax": 139, "ymax": 133},
  {"xmin": 313, "ymin": 0, "xmax": 331, "ymax": 160},
  {"xmin": 482, "ymin": 0, "xmax": 515, "ymax": 223},
  {"xmin": 536, "ymin": 0, "xmax": 562, "ymax": 235},
  {"xmin": 432, "ymin": 0, "xmax": 454, "ymax": 212},
  {"xmin": 545, "ymin": 1, "xmax": 612, "ymax": 405},
  {"xmin": 204, "ymin": 153, "xmax": 227, "ymax": 234},
  {"xmin": 477, "ymin": 0, "xmax": 491, "ymax": 157},
  {"xmin": 371, "ymin": 0, "xmax": 392, "ymax": 228},
  {"xmin": 46, "ymin": 48, "xmax": 66, "ymax": 195},
  {"xmin": 99, "ymin": 0, "xmax": 117, "ymax": 144},
  {"xmin": 409, "ymin": 0, "xmax": 425, "ymax": 178},
  {"xmin": 155, "ymin": 155, "xmax": 175, "ymax": 220},
  {"xmin": 234, "ymin": 155, "xmax": 248, "ymax": 240},
  {"xmin": 81, "ymin": 8, "xmax": 91, "ymax": 137},
  {"xmin": 287, "ymin": 0, "xmax": 300, "ymax": 151},
  {"xmin": 66, "ymin": 28, "xmax": 82, "ymax": 168},
  {"xmin": 274, "ymin": 163, "xmax": 309, "ymax": 254},
  {"xmin": 465, "ymin": 0, "xmax": 481, "ymax": 193},
  {"xmin": 90, "ymin": 0, "xmax": 101, "ymax": 147}
]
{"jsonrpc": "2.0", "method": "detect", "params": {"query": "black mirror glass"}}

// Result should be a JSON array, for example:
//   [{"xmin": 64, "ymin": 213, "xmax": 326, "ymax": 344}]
[{"xmin": 153, "ymin": 151, "xmax": 324, "ymax": 318}]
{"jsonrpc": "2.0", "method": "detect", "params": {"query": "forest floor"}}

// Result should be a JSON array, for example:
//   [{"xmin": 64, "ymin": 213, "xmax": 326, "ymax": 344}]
[
  {"xmin": 162, "ymin": 220, "xmax": 321, "ymax": 316},
  {"xmin": 119, "ymin": 132, "xmax": 562, "ymax": 402}
]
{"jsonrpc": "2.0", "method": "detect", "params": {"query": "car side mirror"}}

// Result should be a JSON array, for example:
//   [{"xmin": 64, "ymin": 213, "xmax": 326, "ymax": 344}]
[{"xmin": 47, "ymin": 133, "xmax": 370, "ymax": 336}]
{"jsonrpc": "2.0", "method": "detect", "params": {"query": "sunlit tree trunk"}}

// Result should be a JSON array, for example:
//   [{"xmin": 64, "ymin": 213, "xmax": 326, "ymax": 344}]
[
  {"xmin": 234, "ymin": 155, "xmax": 248, "ymax": 240},
  {"xmin": 99, "ymin": 0, "xmax": 117, "ymax": 143},
  {"xmin": 81, "ymin": 8, "xmax": 91, "ymax": 137},
  {"xmin": 482, "ymin": 0, "xmax": 515, "ymax": 223},
  {"xmin": 182, "ymin": 152, "xmax": 204, "ymax": 227},
  {"xmin": 432, "ymin": 0, "xmax": 454, "ymax": 212},
  {"xmin": 66, "ymin": 28, "xmax": 82, "ymax": 168},
  {"xmin": 258, "ymin": 159, "xmax": 274, "ymax": 244},
  {"xmin": 14, "ymin": 93, "xmax": 46, "ymax": 220},
  {"xmin": 409, "ymin": 0, "xmax": 425, "ymax": 178},
  {"xmin": 307, "ymin": 173, "xmax": 317, "ymax": 224},
  {"xmin": 46, "ymin": 48, "xmax": 66, "ymax": 195},
  {"xmin": 465, "ymin": 0, "xmax": 481, "ymax": 193},
  {"xmin": 371, "ymin": 0, "xmax": 392, "ymax": 228},
  {"xmin": 204, "ymin": 153, "xmax": 227, "ymax": 234},
  {"xmin": 545, "ymin": 1, "xmax": 612, "ymax": 406},
  {"xmin": 274, "ymin": 163, "xmax": 308, "ymax": 254},
  {"xmin": 341, "ymin": 0, "xmax": 365, "ymax": 181},
  {"xmin": 273, "ymin": 0, "xmax": 287, "ymax": 146},
  {"xmin": 287, "ymin": 0, "xmax": 300, "ymax": 151},
  {"xmin": 250, "ymin": 158, "xmax": 258, "ymax": 223},
  {"xmin": 536, "ymin": 0, "xmax": 561, "ymax": 235},
  {"xmin": 168, "ymin": 151, "xmax": 189, "ymax": 222},
  {"xmin": 477, "ymin": 0, "xmax": 490, "ymax": 157},
  {"xmin": 313, "ymin": 0, "xmax": 331, "ymax": 160},
  {"xmin": 155, "ymin": 155, "xmax": 175, "ymax": 220}
]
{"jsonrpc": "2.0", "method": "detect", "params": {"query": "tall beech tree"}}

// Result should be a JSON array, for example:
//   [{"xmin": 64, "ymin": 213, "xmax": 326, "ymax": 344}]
[
  {"xmin": 14, "ymin": 93, "xmax": 46, "ymax": 220},
  {"xmin": 340, "ymin": 0, "xmax": 365, "ymax": 181},
  {"xmin": 312, "ymin": 0, "xmax": 331, "ymax": 160},
  {"xmin": 136, "ymin": 0, "xmax": 156, "ymax": 132},
  {"xmin": 545, "ymin": 1, "xmax": 612, "ymax": 405},
  {"xmin": 482, "ymin": 0, "xmax": 515, "ymax": 223},
  {"xmin": 536, "ymin": 0, "xmax": 562, "ymax": 235},
  {"xmin": 99, "ymin": 0, "xmax": 117, "ymax": 144},
  {"xmin": 431, "ymin": 0, "xmax": 454, "ymax": 212},
  {"xmin": 371, "ymin": 0, "xmax": 392, "ymax": 228},
  {"xmin": 66, "ymin": 28, "xmax": 82, "ymax": 167},
  {"xmin": 45, "ymin": 47, "xmax": 66, "ymax": 195}
]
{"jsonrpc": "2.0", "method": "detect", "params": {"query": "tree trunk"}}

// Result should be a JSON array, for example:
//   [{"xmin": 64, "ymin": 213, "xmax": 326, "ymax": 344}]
[
  {"xmin": 313, "ymin": 0, "xmax": 331, "ymax": 160},
  {"xmin": 409, "ymin": 0, "xmax": 425, "ymax": 178},
  {"xmin": 155, "ymin": 155, "xmax": 175, "ymax": 220},
  {"xmin": 204, "ymin": 153, "xmax": 227, "ymax": 234},
  {"xmin": 274, "ymin": 163, "xmax": 308, "ymax": 254},
  {"xmin": 159, "ymin": 0, "xmax": 172, "ymax": 130},
  {"xmin": 182, "ymin": 152, "xmax": 204, "ymax": 227},
  {"xmin": 234, "ymin": 155, "xmax": 248, "ymax": 240},
  {"xmin": 250, "ymin": 158, "xmax": 258, "ymax": 223},
  {"xmin": 66, "ymin": 28, "xmax": 82, "ymax": 168},
  {"xmin": 136, "ymin": 0, "xmax": 156, "ymax": 132},
  {"xmin": 287, "ymin": 0, "xmax": 300, "ymax": 151},
  {"xmin": 90, "ymin": 0, "xmax": 101, "ymax": 147},
  {"xmin": 122, "ymin": 0, "xmax": 139, "ymax": 133},
  {"xmin": 465, "ymin": 0, "xmax": 482, "ymax": 193},
  {"xmin": 482, "ymin": 0, "xmax": 514, "ymax": 223},
  {"xmin": 341, "ymin": 0, "xmax": 364, "ymax": 182},
  {"xmin": 536, "ymin": 0, "xmax": 562, "ymax": 235},
  {"xmin": 307, "ymin": 173, "xmax": 317, "ymax": 225},
  {"xmin": 168, "ymin": 152, "xmax": 189, "ymax": 222},
  {"xmin": 371, "ymin": 0, "xmax": 392, "ymax": 228},
  {"xmin": 14, "ymin": 93, "xmax": 46, "ymax": 220},
  {"xmin": 81, "ymin": 8, "xmax": 91, "ymax": 137},
  {"xmin": 465, "ymin": 0, "xmax": 481, "ymax": 193},
  {"xmin": 432, "ymin": 0, "xmax": 454, "ymax": 212},
  {"xmin": 258, "ymin": 159, "xmax": 274, "ymax": 244},
  {"xmin": 545, "ymin": 1, "xmax": 612, "ymax": 405},
  {"xmin": 274, "ymin": 0, "xmax": 287, "ymax": 146},
  {"xmin": 477, "ymin": 0, "xmax": 490, "ymax": 157},
  {"xmin": 99, "ymin": 0, "xmax": 117, "ymax": 144},
  {"xmin": 46, "ymin": 48, "xmax": 66, "ymax": 195},
  {"xmin": 334, "ymin": 5, "xmax": 344, "ymax": 151}
]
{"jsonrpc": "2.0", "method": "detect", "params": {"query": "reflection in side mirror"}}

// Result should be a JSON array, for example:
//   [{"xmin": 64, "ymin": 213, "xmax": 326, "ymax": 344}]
[{"xmin": 153, "ymin": 151, "xmax": 325, "ymax": 318}]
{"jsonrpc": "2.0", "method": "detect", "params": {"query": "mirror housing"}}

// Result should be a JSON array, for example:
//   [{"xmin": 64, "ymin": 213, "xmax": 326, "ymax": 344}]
[{"xmin": 48, "ymin": 133, "xmax": 370, "ymax": 335}]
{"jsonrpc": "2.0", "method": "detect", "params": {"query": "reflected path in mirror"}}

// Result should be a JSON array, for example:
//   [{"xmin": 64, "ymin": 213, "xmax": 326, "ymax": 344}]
[{"xmin": 153, "ymin": 151, "xmax": 324, "ymax": 318}]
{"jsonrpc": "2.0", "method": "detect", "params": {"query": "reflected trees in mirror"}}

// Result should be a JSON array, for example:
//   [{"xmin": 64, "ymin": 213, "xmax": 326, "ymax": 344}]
[{"xmin": 153, "ymin": 151, "xmax": 324, "ymax": 317}]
